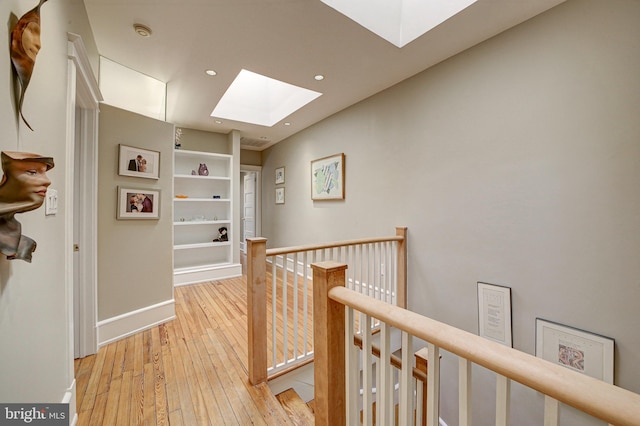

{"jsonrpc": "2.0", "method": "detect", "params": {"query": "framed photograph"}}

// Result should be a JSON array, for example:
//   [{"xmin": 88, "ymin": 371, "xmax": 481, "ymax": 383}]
[
  {"xmin": 118, "ymin": 144, "xmax": 160, "ymax": 179},
  {"xmin": 275, "ymin": 166, "xmax": 285, "ymax": 184},
  {"xmin": 477, "ymin": 282, "xmax": 512, "ymax": 347},
  {"xmin": 275, "ymin": 187, "xmax": 285, "ymax": 204},
  {"xmin": 536, "ymin": 318, "xmax": 614, "ymax": 383},
  {"xmin": 117, "ymin": 186, "xmax": 160, "ymax": 219},
  {"xmin": 311, "ymin": 153, "xmax": 344, "ymax": 200}
]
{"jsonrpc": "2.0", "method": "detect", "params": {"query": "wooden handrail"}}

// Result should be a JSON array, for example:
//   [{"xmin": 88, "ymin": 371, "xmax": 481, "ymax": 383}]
[
  {"xmin": 329, "ymin": 285, "xmax": 640, "ymax": 426},
  {"xmin": 266, "ymin": 235, "xmax": 403, "ymax": 257}
]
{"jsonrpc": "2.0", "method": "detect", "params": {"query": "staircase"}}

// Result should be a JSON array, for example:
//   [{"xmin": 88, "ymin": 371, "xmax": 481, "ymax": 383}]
[{"xmin": 276, "ymin": 388, "xmax": 315, "ymax": 426}]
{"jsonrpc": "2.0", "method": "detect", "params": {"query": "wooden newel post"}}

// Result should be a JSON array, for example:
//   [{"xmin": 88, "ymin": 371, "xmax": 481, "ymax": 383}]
[
  {"xmin": 312, "ymin": 261, "xmax": 347, "ymax": 426},
  {"xmin": 247, "ymin": 237, "xmax": 267, "ymax": 385},
  {"xmin": 396, "ymin": 226, "xmax": 408, "ymax": 309}
]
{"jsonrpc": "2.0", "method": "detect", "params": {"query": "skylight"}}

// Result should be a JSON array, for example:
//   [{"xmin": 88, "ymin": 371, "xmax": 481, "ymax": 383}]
[
  {"xmin": 211, "ymin": 69, "xmax": 322, "ymax": 127},
  {"xmin": 99, "ymin": 56, "xmax": 166, "ymax": 121},
  {"xmin": 320, "ymin": 0, "xmax": 479, "ymax": 48}
]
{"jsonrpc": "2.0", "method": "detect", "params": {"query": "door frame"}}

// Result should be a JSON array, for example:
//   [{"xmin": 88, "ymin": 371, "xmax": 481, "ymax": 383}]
[
  {"xmin": 240, "ymin": 165, "xmax": 262, "ymax": 251},
  {"xmin": 66, "ymin": 34, "xmax": 102, "ymax": 361}
]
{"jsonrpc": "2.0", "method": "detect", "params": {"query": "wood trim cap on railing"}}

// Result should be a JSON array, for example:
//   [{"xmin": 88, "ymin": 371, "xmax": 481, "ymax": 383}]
[{"xmin": 329, "ymin": 285, "xmax": 640, "ymax": 426}]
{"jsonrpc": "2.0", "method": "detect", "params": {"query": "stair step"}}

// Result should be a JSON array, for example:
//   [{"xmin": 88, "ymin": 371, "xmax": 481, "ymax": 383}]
[{"xmin": 276, "ymin": 388, "xmax": 315, "ymax": 426}]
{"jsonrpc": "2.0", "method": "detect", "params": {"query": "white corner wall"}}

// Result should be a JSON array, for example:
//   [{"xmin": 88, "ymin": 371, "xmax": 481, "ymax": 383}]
[
  {"xmin": 0, "ymin": 0, "xmax": 99, "ymax": 410},
  {"xmin": 261, "ymin": 0, "xmax": 640, "ymax": 424}
]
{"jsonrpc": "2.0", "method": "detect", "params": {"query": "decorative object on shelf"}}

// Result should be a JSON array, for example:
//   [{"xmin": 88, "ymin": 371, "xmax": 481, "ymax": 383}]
[
  {"xmin": 174, "ymin": 127, "xmax": 182, "ymax": 149},
  {"xmin": 116, "ymin": 186, "xmax": 160, "ymax": 219},
  {"xmin": 0, "ymin": 151, "xmax": 54, "ymax": 262},
  {"xmin": 275, "ymin": 166, "xmax": 285, "ymax": 184},
  {"xmin": 311, "ymin": 153, "xmax": 345, "ymax": 200},
  {"xmin": 175, "ymin": 194, "xmax": 188, "ymax": 198},
  {"xmin": 213, "ymin": 227, "xmax": 228, "ymax": 242},
  {"xmin": 275, "ymin": 187, "xmax": 285, "ymax": 204},
  {"xmin": 118, "ymin": 144, "xmax": 160, "ymax": 179},
  {"xmin": 198, "ymin": 163, "xmax": 209, "ymax": 176},
  {"xmin": 477, "ymin": 282, "xmax": 512, "ymax": 347},
  {"xmin": 535, "ymin": 318, "xmax": 614, "ymax": 383},
  {"xmin": 10, "ymin": 0, "xmax": 48, "ymax": 131},
  {"xmin": 212, "ymin": 195, "xmax": 221, "ymax": 199}
]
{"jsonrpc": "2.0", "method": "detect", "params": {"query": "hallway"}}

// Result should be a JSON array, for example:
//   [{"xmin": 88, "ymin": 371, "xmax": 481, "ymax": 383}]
[{"xmin": 74, "ymin": 277, "xmax": 293, "ymax": 425}]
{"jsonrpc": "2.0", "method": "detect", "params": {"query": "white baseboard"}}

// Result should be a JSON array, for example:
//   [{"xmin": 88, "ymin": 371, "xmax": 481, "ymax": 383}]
[
  {"xmin": 63, "ymin": 379, "xmax": 77, "ymax": 426},
  {"xmin": 97, "ymin": 299, "xmax": 176, "ymax": 347},
  {"xmin": 173, "ymin": 263, "xmax": 242, "ymax": 286}
]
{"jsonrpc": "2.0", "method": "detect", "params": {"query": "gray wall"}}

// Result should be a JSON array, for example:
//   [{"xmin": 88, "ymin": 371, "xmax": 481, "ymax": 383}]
[
  {"xmin": 177, "ymin": 127, "xmax": 229, "ymax": 154},
  {"xmin": 261, "ymin": 0, "xmax": 640, "ymax": 424},
  {"xmin": 0, "ymin": 0, "xmax": 98, "ymax": 405},
  {"xmin": 97, "ymin": 104, "xmax": 174, "ymax": 320}
]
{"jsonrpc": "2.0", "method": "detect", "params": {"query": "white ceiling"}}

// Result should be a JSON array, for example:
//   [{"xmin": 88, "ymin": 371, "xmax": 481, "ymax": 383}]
[{"xmin": 83, "ymin": 0, "xmax": 565, "ymax": 151}]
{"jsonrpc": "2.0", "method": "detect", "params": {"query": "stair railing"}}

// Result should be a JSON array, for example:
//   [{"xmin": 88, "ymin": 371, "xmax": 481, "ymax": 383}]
[
  {"xmin": 312, "ymin": 261, "xmax": 640, "ymax": 426},
  {"xmin": 247, "ymin": 227, "xmax": 407, "ymax": 385}
]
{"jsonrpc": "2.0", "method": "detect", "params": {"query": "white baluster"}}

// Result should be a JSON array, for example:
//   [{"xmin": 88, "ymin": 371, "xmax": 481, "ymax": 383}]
[
  {"xmin": 363, "ymin": 314, "xmax": 374, "ymax": 426},
  {"xmin": 378, "ymin": 322, "xmax": 392, "ymax": 426},
  {"xmin": 271, "ymin": 259, "xmax": 277, "ymax": 368},
  {"xmin": 459, "ymin": 358, "xmax": 472, "ymax": 426},
  {"xmin": 427, "ymin": 343, "xmax": 440, "ymax": 426},
  {"xmin": 496, "ymin": 374, "xmax": 510, "ymax": 426},
  {"xmin": 346, "ymin": 306, "xmax": 359, "ymax": 426},
  {"xmin": 544, "ymin": 395, "xmax": 559, "ymax": 426},
  {"xmin": 399, "ymin": 331, "xmax": 414, "ymax": 426}
]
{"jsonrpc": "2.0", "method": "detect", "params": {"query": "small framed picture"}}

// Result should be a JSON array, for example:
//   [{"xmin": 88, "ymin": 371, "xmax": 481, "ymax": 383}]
[
  {"xmin": 536, "ymin": 318, "xmax": 614, "ymax": 383},
  {"xmin": 311, "ymin": 153, "xmax": 345, "ymax": 200},
  {"xmin": 477, "ymin": 282, "xmax": 512, "ymax": 347},
  {"xmin": 275, "ymin": 187, "xmax": 285, "ymax": 204},
  {"xmin": 117, "ymin": 186, "xmax": 160, "ymax": 219},
  {"xmin": 118, "ymin": 144, "xmax": 160, "ymax": 179},
  {"xmin": 275, "ymin": 166, "xmax": 285, "ymax": 184}
]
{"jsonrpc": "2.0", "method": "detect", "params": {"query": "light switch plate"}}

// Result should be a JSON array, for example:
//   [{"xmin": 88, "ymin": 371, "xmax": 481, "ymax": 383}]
[{"xmin": 45, "ymin": 188, "xmax": 58, "ymax": 215}]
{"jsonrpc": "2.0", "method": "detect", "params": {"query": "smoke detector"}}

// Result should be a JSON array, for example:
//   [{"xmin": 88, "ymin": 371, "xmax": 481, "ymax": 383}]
[{"xmin": 133, "ymin": 23, "xmax": 152, "ymax": 37}]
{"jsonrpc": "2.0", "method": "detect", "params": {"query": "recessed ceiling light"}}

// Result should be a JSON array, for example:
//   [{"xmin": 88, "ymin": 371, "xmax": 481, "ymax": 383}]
[
  {"xmin": 284, "ymin": 122, "xmax": 291, "ymax": 126},
  {"xmin": 314, "ymin": 75, "xmax": 325, "ymax": 81},
  {"xmin": 133, "ymin": 23, "xmax": 152, "ymax": 37},
  {"xmin": 205, "ymin": 69, "xmax": 217, "ymax": 76},
  {"xmin": 214, "ymin": 120, "xmax": 223, "ymax": 124}
]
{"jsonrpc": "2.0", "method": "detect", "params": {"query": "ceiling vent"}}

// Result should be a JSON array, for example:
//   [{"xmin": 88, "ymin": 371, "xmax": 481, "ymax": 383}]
[{"xmin": 240, "ymin": 137, "xmax": 272, "ymax": 150}]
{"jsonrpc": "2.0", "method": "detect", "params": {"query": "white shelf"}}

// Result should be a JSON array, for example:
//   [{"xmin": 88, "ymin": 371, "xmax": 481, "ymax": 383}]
[
  {"xmin": 174, "ymin": 220, "xmax": 230, "ymax": 226},
  {"xmin": 174, "ymin": 241, "xmax": 230, "ymax": 250},
  {"xmin": 173, "ymin": 147, "xmax": 239, "ymax": 285},
  {"xmin": 174, "ymin": 197, "xmax": 230, "ymax": 202},
  {"xmin": 174, "ymin": 174, "xmax": 231, "ymax": 181}
]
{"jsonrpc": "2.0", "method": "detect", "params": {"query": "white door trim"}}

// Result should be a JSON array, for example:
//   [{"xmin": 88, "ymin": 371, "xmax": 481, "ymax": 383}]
[
  {"xmin": 66, "ymin": 33, "xmax": 102, "ymax": 364},
  {"xmin": 240, "ymin": 165, "xmax": 262, "ymax": 242}
]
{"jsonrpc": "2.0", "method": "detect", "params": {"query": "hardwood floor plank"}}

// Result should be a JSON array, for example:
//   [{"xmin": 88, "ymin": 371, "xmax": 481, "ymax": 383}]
[
  {"xmin": 75, "ymin": 274, "xmax": 299, "ymax": 425},
  {"xmin": 116, "ymin": 370, "xmax": 133, "ymax": 426}
]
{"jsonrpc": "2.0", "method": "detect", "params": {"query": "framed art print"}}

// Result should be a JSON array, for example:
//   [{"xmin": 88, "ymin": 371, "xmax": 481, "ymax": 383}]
[
  {"xmin": 477, "ymin": 282, "xmax": 512, "ymax": 347},
  {"xmin": 535, "ymin": 318, "xmax": 614, "ymax": 383},
  {"xmin": 311, "ymin": 153, "xmax": 344, "ymax": 200},
  {"xmin": 118, "ymin": 144, "xmax": 160, "ymax": 179},
  {"xmin": 275, "ymin": 166, "xmax": 285, "ymax": 184},
  {"xmin": 275, "ymin": 187, "xmax": 285, "ymax": 204},
  {"xmin": 117, "ymin": 186, "xmax": 160, "ymax": 219}
]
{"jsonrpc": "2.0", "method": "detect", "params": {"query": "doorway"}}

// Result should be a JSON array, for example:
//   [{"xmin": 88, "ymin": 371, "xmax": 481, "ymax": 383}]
[
  {"xmin": 67, "ymin": 34, "xmax": 101, "ymax": 360},
  {"xmin": 240, "ymin": 165, "xmax": 262, "ymax": 253}
]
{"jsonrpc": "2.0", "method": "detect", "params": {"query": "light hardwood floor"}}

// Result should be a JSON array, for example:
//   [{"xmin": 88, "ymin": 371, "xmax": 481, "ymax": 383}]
[{"xmin": 74, "ymin": 277, "xmax": 296, "ymax": 425}]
